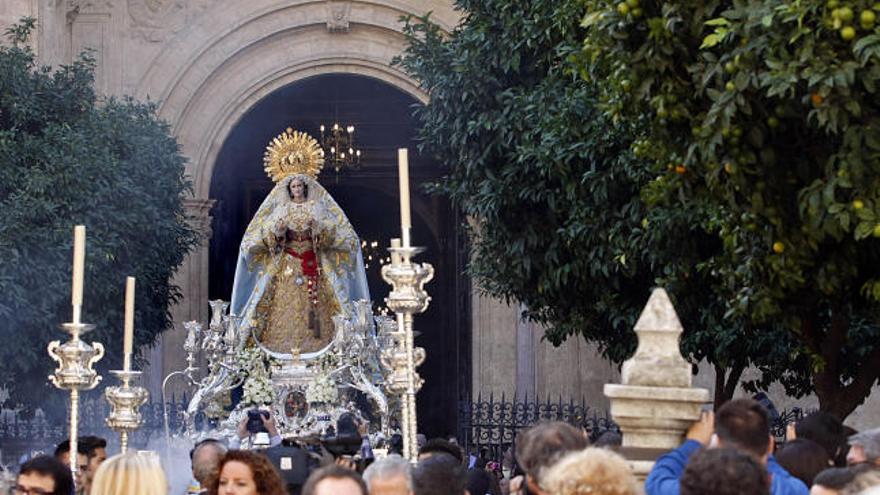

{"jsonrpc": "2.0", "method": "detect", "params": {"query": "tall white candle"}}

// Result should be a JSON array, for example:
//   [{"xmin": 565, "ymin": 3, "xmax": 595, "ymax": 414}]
[
  {"xmin": 398, "ymin": 149, "xmax": 412, "ymax": 247},
  {"xmin": 123, "ymin": 277, "xmax": 135, "ymax": 372},
  {"xmin": 390, "ymin": 238, "xmax": 402, "ymax": 264},
  {"xmin": 72, "ymin": 225, "xmax": 86, "ymax": 323}
]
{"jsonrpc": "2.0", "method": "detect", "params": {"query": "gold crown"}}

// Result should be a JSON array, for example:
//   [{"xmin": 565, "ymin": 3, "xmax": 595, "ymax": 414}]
[{"xmin": 263, "ymin": 128, "xmax": 325, "ymax": 182}]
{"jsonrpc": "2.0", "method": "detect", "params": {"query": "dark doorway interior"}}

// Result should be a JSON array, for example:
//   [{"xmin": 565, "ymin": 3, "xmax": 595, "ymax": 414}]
[{"xmin": 208, "ymin": 73, "xmax": 470, "ymax": 437}]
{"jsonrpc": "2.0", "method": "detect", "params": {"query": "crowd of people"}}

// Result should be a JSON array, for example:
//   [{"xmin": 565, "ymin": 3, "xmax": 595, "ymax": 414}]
[{"xmin": 10, "ymin": 398, "xmax": 880, "ymax": 495}]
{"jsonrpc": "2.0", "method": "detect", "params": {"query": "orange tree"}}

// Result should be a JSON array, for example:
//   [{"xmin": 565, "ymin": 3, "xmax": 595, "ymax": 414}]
[
  {"xmin": 396, "ymin": 0, "xmax": 803, "ymax": 409},
  {"xmin": 0, "ymin": 21, "xmax": 198, "ymax": 412},
  {"xmin": 577, "ymin": 0, "xmax": 880, "ymax": 417}
]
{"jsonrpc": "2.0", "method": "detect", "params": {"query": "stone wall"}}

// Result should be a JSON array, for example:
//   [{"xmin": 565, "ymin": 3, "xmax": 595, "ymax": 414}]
[{"xmin": 471, "ymin": 294, "xmax": 618, "ymax": 408}]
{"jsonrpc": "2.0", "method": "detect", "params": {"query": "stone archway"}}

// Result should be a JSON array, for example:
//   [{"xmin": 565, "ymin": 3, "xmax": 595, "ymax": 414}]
[
  {"xmin": 136, "ymin": 0, "xmax": 459, "ymax": 198},
  {"xmin": 140, "ymin": 0, "xmax": 460, "ymax": 399}
]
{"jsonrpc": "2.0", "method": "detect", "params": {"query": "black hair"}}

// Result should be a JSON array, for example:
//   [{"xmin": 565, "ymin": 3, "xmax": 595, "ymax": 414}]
[
  {"xmin": 78, "ymin": 436, "xmax": 107, "ymax": 460},
  {"xmin": 775, "ymin": 438, "xmax": 831, "ymax": 487},
  {"xmin": 796, "ymin": 412, "xmax": 847, "ymax": 466},
  {"xmin": 465, "ymin": 468, "xmax": 492, "ymax": 495},
  {"xmin": 53, "ymin": 439, "xmax": 87, "ymax": 458},
  {"xmin": 19, "ymin": 455, "xmax": 74, "ymax": 495},
  {"xmin": 715, "ymin": 399, "xmax": 771, "ymax": 457},
  {"xmin": 680, "ymin": 447, "xmax": 770, "ymax": 495},
  {"xmin": 419, "ymin": 438, "xmax": 463, "ymax": 463},
  {"xmin": 412, "ymin": 454, "xmax": 467, "ymax": 495}
]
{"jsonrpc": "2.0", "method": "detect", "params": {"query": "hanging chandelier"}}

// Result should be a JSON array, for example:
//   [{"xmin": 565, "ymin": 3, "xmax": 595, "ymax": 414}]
[{"xmin": 318, "ymin": 123, "xmax": 362, "ymax": 173}]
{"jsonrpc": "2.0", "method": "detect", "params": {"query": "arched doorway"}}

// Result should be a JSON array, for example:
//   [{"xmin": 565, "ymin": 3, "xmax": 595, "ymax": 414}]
[{"xmin": 209, "ymin": 73, "xmax": 469, "ymax": 437}]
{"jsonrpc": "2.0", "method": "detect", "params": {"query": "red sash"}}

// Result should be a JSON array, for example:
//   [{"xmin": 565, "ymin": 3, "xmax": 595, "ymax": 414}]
[{"xmin": 285, "ymin": 248, "xmax": 319, "ymax": 277}]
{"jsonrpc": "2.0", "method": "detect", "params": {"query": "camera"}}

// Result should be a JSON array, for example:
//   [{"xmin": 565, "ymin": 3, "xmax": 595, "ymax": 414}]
[
  {"xmin": 246, "ymin": 409, "xmax": 270, "ymax": 434},
  {"xmin": 321, "ymin": 412, "xmax": 362, "ymax": 458}
]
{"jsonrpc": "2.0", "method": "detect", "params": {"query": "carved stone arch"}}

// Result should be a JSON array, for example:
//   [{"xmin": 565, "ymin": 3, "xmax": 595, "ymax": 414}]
[
  {"xmin": 133, "ymin": 0, "xmax": 457, "ymax": 197},
  {"xmin": 185, "ymin": 47, "xmax": 429, "ymax": 198}
]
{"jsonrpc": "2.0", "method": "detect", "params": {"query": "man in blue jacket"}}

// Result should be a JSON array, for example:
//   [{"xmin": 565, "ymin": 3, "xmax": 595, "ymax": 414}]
[{"xmin": 645, "ymin": 398, "xmax": 808, "ymax": 495}]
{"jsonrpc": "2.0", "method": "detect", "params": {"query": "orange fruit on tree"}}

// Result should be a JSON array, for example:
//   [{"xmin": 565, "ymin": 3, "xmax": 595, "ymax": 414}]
[{"xmin": 861, "ymin": 10, "xmax": 876, "ymax": 28}]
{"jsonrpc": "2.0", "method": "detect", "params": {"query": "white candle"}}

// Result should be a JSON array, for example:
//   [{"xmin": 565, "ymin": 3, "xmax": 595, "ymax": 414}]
[
  {"xmin": 390, "ymin": 238, "xmax": 402, "ymax": 264},
  {"xmin": 72, "ymin": 225, "xmax": 85, "ymax": 323},
  {"xmin": 123, "ymin": 277, "xmax": 135, "ymax": 372},
  {"xmin": 398, "ymin": 149, "xmax": 411, "ymax": 247}
]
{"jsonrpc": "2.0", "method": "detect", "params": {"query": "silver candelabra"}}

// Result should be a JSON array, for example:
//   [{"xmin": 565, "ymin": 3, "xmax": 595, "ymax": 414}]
[
  {"xmin": 47, "ymin": 320, "xmax": 104, "ymax": 486},
  {"xmin": 381, "ymin": 245, "xmax": 434, "ymax": 461}
]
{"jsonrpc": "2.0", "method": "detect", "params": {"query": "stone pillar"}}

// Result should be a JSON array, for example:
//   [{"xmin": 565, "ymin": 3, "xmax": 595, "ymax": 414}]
[
  {"xmin": 143, "ymin": 197, "xmax": 215, "ymax": 399},
  {"xmin": 515, "ymin": 303, "xmax": 536, "ymax": 398},
  {"xmin": 604, "ymin": 288, "xmax": 709, "ymax": 476}
]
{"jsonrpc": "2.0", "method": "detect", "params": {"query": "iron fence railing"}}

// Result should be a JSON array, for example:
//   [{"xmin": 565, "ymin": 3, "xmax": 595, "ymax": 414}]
[
  {"xmin": 0, "ymin": 397, "xmax": 200, "ymax": 467},
  {"xmin": 457, "ymin": 395, "xmax": 811, "ymax": 463},
  {"xmin": 457, "ymin": 395, "xmax": 620, "ymax": 462}
]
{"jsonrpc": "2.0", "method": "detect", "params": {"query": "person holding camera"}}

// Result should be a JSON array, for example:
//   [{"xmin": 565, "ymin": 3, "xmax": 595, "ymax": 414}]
[{"xmin": 230, "ymin": 409, "xmax": 283, "ymax": 449}]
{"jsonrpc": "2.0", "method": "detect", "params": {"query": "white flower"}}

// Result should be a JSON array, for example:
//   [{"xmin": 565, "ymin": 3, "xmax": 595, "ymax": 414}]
[
  {"xmin": 305, "ymin": 374, "xmax": 338, "ymax": 404},
  {"xmin": 237, "ymin": 346, "xmax": 279, "ymax": 406}
]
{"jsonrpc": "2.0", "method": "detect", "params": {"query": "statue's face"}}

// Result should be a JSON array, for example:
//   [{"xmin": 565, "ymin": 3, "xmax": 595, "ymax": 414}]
[{"xmin": 289, "ymin": 178, "xmax": 306, "ymax": 201}]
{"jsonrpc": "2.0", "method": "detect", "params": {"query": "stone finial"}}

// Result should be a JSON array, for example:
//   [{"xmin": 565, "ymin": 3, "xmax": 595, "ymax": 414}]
[
  {"xmin": 605, "ymin": 288, "xmax": 709, "ymax": 453},
  {"xmin": 621, "ymin": 288, "xmax": 692, "ymax": 388}
]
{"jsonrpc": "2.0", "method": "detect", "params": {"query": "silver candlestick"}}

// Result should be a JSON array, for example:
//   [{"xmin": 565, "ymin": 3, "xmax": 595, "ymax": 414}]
[
  {"xmin": 105, "ymin": 370, "xmax": 149, "ymax": 453},
  {"xmin": 162, "ymin": 321, "xmax": 201, "ymax": 443},
  {"xmin": 48, "ymin": 320, "xmax": 104, "ymax": 486},
  {"xmin": 381, "ymin": 245, "xmax": 433, "ymax": 462}
]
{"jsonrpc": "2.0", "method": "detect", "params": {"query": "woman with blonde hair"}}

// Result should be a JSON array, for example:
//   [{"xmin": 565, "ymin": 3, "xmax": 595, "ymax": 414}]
[
  {"xmin": 541, "ymin": 447, "xmax": 641, "ymax": 495},
  {"xmin": 90, "ymin": 452, "xmax": 168, "ymax": 495}
]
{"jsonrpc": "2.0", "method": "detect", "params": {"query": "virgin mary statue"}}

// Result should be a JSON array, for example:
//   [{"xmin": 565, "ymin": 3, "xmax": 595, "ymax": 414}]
[{"xmin": 230, "ymin": 129, "xmax": 369, "ymax": 358}]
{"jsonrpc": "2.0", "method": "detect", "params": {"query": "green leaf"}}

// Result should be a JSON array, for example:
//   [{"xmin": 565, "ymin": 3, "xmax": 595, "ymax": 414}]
[
  {"xmin": 705, "ymin": 18, "xmax": 732, "ymax": 27},
  {"xmin": 701, "ymin": 29, "xmax": 729, "ymax": 49}
]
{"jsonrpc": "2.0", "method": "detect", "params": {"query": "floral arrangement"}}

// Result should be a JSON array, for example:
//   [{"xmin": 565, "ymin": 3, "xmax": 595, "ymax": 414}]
[
  {"xmin": 236, "ymin": 346, "xmax": 279, "ymax": 406},
  {"xmin": 242, "ymin": 367, "xmax": 275, "ymax": 406},
  {"xmin": 305, "ymin": 352, "xmax": 340, "ymax": 404},
  {"xmin": 305, "ymin": 373, "xmax": 338, "ymax": 404}
]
